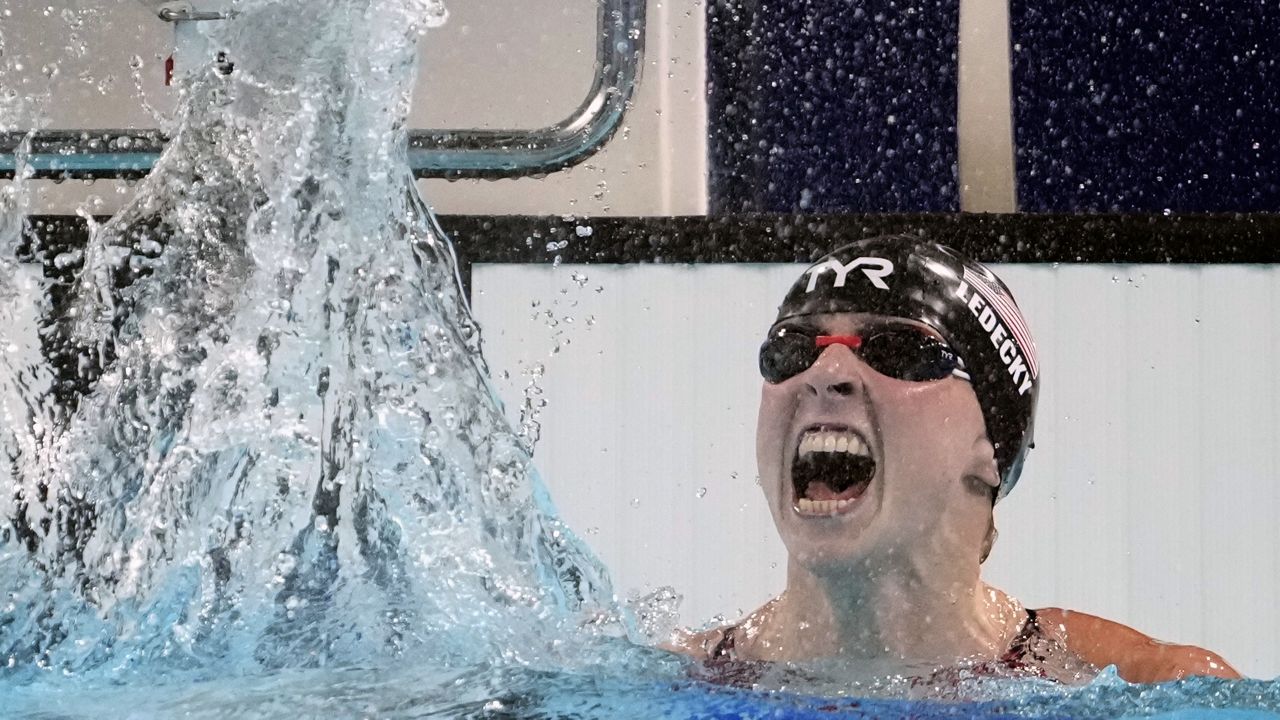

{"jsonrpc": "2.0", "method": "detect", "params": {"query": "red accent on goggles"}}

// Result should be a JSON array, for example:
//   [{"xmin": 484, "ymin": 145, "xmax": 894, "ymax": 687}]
[{"xmin": 759, "ymin": 326, "xmax": 970, "ymax": 384}]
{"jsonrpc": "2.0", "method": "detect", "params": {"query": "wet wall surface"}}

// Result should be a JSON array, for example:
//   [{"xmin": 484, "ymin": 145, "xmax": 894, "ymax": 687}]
[
  {"xmin": 1010, "ymin": 1, "xmax": 1280, "ymax": 212},
  {"xmin": 706, "ymin": 0, "xmax": 960, "ymax": 213},
  {"xmin": 706, "ymin": 1, "xmax": 1280, "ymax": 214}
]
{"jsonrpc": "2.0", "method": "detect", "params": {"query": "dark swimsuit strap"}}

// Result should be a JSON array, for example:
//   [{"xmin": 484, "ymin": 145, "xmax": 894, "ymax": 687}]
[
  {"xmin": 1000, "ymin": 608, "xmax": 1047, "ymax": 666},
  {"xmin": 709, "ymin": 609, "xmax": 1044, "ymax": 664},
  {"xmin": 709, "ymin": 624, "xmax": 738, "ymax": 660}
]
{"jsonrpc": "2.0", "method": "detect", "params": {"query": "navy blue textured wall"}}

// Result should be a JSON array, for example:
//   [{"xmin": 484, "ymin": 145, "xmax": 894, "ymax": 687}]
[
  {"xmin": 706, "ymin": 0, "xmax": 960, "ymax": 213},
  {"xmin": 1011, "ymin": 2, "xmax": 1280, "ymax": 212}
]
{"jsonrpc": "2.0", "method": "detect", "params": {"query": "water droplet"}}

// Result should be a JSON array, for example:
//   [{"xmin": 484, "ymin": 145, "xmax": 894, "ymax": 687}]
[
  {"xmin": 798, "ymin": 188, "xmax": 814, "ymax": 209},
  {"xmin": 52, "ymin": 250, "xmax": 83, "ymax": 269},
  {"xmin": 420, "ymin": 0, "xmax": 449, "ymax": 27},
  {"xmin": 695, "ymin": 487, "xmax": 707, "ymax": 498}
]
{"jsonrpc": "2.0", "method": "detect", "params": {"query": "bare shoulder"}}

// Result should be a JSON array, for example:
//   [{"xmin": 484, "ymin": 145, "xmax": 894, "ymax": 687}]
[
  {"xmin": 663, "ymin": 599, "xmax": 779, "ymax": 661},
  {"xmin": 1034, "ymin": 608, "xmax": 1242, "ymax": 683},
  {"xmin": 662, "ymin": 624, "xmax": 732, "ymax": 661}
]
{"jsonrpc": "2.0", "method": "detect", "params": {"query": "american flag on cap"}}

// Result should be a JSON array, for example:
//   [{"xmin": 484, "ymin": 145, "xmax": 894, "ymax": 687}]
[{"xmin": 962, "ymin": 265, "xmax": 1039, "ymax": 379}]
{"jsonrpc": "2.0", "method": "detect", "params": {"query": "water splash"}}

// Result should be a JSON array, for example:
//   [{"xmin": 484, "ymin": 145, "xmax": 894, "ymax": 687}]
[{"xmin": 0, "ymin": 0, "xmax": 616, "ymax": 681}]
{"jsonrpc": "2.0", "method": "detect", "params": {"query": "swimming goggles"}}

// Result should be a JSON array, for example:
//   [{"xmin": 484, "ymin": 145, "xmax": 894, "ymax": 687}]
[{"xmin": 759, "ymin": 325, "xmax": 971, "ymax": 384}]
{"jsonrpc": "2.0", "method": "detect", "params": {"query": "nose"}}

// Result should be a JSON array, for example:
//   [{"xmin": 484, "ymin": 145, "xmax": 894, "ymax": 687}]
[{"xmin": 802, "ymin": 344, "xmax": 869, "ymax": 399}]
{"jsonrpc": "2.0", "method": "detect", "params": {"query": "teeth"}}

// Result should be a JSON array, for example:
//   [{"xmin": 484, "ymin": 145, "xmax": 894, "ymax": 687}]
[
  {"xmin": 796, "ymin": 497, "xmax": 857, "ymax": 515},
  {"xmin": 797, "ymin": 429, "xmax": 869, "ymax": 458}
]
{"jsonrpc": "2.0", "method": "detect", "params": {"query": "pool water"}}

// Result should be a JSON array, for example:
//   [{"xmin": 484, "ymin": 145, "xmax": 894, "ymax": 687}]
[{"xmin": 4, "ymin": 660, "xmax": 1279, "ymax": 719}]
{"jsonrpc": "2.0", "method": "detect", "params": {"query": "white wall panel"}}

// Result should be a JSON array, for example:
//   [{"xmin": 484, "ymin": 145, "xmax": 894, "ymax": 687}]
[
  {"xmin": 474, "ymin": 262, "xmax": 1280, "ymax": 679},
  {"xmin": 956, "ymin": 0, "xmax": 1016, "ymax": 212},
  {"xmin": 473, "ymin": 264, "xmax": 796, "ymax": 625}
]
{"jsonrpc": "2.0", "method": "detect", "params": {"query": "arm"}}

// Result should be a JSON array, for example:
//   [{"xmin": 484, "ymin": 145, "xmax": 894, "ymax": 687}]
[{"xmin": 1036, "ymin": 608, "xmax": 1241, "ymax": 683}]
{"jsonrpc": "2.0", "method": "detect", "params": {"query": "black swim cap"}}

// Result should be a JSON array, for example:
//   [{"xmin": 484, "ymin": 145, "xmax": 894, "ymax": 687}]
[{"xmin": 772, "ymin": 235, "xmax": 1039, "ymax": 500}]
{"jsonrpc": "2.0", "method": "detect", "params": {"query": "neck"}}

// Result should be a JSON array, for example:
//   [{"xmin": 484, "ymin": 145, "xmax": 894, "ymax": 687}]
[{"xmin": 753, "ymin": 551, "xmax": 1022, "ymax": 664}]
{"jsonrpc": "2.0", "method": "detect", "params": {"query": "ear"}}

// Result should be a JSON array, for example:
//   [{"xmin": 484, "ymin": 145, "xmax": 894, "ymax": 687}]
[{"xmin": 964, "ymin": 435, "xmax": 1001, "ymax": 493}]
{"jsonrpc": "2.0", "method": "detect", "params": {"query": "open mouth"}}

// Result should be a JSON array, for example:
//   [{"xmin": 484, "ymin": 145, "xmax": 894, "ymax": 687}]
[{"xmin": 791, "ymin": 427, "xmax": 876, "ymax": 517}]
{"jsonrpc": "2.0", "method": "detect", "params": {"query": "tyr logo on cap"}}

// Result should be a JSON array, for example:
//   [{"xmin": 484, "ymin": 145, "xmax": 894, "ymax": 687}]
[{"xmin": 804, "ymin": 256, "xmax": 894, "ymax": 292}]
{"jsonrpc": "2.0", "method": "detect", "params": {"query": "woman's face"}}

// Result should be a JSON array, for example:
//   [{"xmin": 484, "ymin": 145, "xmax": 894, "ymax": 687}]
[{"xmin": 755, "ymin": 312, "xmax": 999, "ymax": 573}]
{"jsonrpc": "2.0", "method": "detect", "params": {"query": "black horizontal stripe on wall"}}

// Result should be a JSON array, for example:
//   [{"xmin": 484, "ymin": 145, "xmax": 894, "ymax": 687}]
[{"xmin": 21, "ymin": 213, "xmax": 1280, "ymax": 303}]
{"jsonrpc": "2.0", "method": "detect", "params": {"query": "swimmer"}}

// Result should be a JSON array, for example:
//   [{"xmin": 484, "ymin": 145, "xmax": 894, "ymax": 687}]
[{"xmin": 671, "ymin": 236, "xmax": 1240, "ymax": 684}]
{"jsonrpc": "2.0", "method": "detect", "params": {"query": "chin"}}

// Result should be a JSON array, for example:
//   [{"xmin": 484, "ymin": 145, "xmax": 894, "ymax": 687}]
[{"xmin": 781, "ymin": 526, "xmax": 880, "ymax": 575}]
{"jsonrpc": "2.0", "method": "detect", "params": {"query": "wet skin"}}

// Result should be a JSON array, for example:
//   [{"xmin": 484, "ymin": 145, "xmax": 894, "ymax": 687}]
[{"xmin": 756, "ymin": 312, "xmax": 999, "ymax": 575}]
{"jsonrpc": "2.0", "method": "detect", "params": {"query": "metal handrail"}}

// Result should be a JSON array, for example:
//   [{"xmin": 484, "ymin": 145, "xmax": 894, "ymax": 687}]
[{"xmin": 0, "ymin": 0, "xmax": 645, "ymax": 179}]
